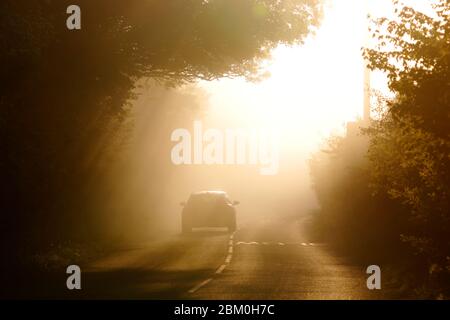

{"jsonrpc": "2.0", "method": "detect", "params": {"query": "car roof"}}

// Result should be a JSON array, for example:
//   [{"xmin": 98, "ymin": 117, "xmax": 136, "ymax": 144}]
[{"xmin": 190, "ymin": 191, "xmax": 227, "ymax": 197}]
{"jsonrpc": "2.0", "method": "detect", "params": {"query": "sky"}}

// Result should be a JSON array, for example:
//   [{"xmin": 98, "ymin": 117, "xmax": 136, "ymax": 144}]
[{"xmin": 198, "ymin": 0, "xmax": 435, "ymax": 155}]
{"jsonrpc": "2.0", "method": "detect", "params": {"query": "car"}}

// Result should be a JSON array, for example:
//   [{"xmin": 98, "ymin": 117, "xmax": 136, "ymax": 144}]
[{"xmin": 180, "ymin": 191, "xmax": 239, "ymax": 233}]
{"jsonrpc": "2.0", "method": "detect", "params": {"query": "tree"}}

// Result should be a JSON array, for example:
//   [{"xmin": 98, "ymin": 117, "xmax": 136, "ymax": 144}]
[
  {"xmin": 309, "ymin": 0, "xmax": 449, "ymax": 296},
  {"xmin": 0, "ymin": 0, "xmax": 323, "ymax": 255},
  {"xmin": 364, "ymin": 0, "xmax": 450, "ymax": 137},
  {"xmin": 364, "ymin": 0, "xmax": 450, "ymax": 296}
]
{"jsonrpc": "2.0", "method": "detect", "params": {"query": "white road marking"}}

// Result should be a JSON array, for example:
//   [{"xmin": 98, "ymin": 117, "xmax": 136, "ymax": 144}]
[
  {"xmin": 188, "ymin": 278, "xmax": 213, "ymax": 293},
  {"xmin": 188, "ymin": 232, "xmax": 236, "ymax": 294},
  {"xmin": 236, "ymin": 241, "xmax": 259, "ymax": 245},
  {"xmin": 216, "ymin": 264, "xmax": 227, "ymax": 274}
]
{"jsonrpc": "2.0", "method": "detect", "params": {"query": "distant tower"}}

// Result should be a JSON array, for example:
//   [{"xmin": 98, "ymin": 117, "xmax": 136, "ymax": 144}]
[
  {"xmin": 363, "ymin": 66, "xmax": 371, "ymax": 123},
  {"xmin": 362, "ymin": 0, "xmax": 371, "ymax": 124},
  {"xmin": 346, "ymin": 0, "xmax": 372, "ymax": 137}
]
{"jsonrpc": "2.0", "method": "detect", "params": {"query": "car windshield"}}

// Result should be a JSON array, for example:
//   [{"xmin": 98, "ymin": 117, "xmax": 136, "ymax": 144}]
[{"xmin": 188, "ymin": 193, "xmax": 231, "ymax": 207}]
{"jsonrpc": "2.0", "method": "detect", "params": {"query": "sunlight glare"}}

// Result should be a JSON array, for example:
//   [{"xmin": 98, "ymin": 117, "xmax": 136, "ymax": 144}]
[{"xmin": 199, "ymin": 0, "xmax": 433, "ymax": 156}]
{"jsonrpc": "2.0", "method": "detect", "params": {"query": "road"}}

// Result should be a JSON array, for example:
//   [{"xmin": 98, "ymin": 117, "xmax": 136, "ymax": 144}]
[{"xmin": 82, "ymin": 218, "xmax": 396, "ymax": 299}]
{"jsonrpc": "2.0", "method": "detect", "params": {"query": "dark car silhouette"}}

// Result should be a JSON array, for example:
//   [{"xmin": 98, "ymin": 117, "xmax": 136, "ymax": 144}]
[{"xmin": 180, "ymin": 191, "xmax": 239, "ymax": 233}]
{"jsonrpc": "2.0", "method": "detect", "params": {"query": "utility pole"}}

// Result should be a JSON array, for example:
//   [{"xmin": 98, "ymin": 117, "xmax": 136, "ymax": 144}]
[
  {"xmin": 363, "ymin": 0, "xmax": 371, "ymax": 124},
  {"xmin": 363, "ymin": 64, "xmax": 371, "ymax": 123}
]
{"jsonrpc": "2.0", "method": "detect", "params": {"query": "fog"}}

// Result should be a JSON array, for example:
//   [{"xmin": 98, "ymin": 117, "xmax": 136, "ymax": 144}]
[
  {"xmin": 100, "ymin": 0, "xmax": 382, "ymax": 241},
  {"xmin": 99, "ymin": 82, "xmax": 319, "ymax": 242},
  {"xmin": 90, "ymin": 0, "xmax": 436, "ymax": 243}
]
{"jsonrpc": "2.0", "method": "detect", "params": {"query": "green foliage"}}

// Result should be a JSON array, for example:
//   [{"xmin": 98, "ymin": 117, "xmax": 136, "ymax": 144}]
[
  {"xmin": 365, "ymin": 0, "xmax": 450, "ymax": 280},
  {"xmin": 363, "ymin": 0, "xmax": 450, "ymax": 137},
  {"xmin": 309, "ymin": 127, "xmax": 401, "ymax": 257}
]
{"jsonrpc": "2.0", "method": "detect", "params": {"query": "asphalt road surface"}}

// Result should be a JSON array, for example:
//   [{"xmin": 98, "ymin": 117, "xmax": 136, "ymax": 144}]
[{"xmin": 77, "ymin": 218, "xmax": 402, "ymax": 300}]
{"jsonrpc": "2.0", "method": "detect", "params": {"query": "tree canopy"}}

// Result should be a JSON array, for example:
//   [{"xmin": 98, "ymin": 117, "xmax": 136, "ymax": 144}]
[
  {"xmin": 0, "ymin": 0, "xmax": 323, "ymax": 252},
  {"xmin": 364, "ymin": 0, "xmax": 450, "ymax": 137}
]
